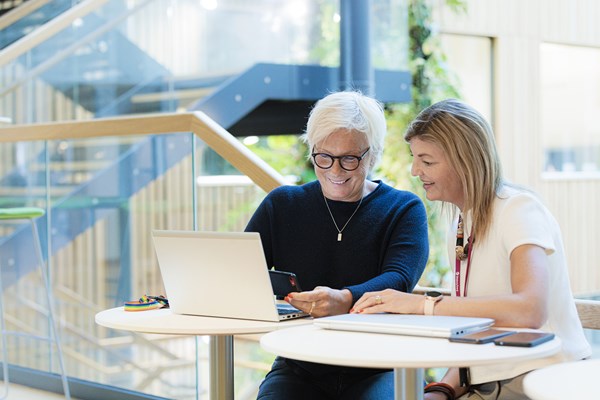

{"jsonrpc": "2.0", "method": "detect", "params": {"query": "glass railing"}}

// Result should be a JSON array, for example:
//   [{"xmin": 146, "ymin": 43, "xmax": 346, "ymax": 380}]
[{"xmin": 0, "ymin": 112, "xmax": 287, "ymax": 399}]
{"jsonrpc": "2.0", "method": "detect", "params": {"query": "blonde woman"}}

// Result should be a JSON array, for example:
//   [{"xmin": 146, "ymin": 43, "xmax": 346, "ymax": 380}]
[{"xmin": 352, "ymin": 99, "xmax": 591, "ymax": 399}]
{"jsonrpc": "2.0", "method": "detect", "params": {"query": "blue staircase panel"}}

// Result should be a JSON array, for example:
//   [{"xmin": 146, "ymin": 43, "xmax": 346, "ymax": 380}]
[{"xmin": 192, "ymin": 63, "xmax": 411, "ymax": 129}]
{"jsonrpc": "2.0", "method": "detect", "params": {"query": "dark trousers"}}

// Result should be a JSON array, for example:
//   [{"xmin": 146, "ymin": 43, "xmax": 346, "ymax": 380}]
[{"xmin": 257, "ymin": 357, "xmax": 395, "ymax": 400}]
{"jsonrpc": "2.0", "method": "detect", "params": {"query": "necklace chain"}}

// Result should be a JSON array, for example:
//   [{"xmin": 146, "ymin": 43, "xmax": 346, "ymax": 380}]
[{"xmin": 323, "ymin": 194, "xmax": 363, "ymax": 242}]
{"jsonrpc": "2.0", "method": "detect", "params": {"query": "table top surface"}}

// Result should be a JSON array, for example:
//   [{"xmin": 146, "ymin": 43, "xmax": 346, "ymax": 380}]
[
  {"xmin": 95, "ymin": 307, "xmax": 311, "ymax": 335},
  {"xmin": 523, "ymin": 358, "xmax": 599, "ymax": 400},
  {"xmin": 260, "ymin": 324, "xmax": 561, "ymax": 369}
]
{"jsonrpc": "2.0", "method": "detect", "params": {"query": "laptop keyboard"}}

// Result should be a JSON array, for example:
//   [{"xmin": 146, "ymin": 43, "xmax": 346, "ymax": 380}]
[{"xmin": 278, "ymin": 307, "xmax": 300, "ymax": 315}]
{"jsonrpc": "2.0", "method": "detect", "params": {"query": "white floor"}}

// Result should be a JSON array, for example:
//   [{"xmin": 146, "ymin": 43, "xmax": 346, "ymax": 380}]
[{"xmin": 0, "ymin": 383, "xmax": 77, "ymax": 399}]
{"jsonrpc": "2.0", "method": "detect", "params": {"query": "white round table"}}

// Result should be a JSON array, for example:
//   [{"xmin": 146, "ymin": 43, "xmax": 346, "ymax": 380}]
[
  {"xmin": 95, "ymin": 307, "xmax": 310, "ymax": 400},
  {"xmin": 523, "ymin": 358, "xmax": 599, "ymax": 400},
  {"xmin": 261, "ymin": 324, "xmax": 561, "ymax": 400}
]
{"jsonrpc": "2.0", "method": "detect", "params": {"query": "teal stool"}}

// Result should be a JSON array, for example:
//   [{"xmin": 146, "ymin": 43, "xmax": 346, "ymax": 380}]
[{"xmin": 0, "ymin": 208, "xmax": 70, "ymax": 399}]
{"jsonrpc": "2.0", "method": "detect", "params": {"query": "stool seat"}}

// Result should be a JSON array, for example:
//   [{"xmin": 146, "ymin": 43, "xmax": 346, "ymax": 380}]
[{"xmin": 0, "ymin": 207, "xmax": 45, "ymax": 220}]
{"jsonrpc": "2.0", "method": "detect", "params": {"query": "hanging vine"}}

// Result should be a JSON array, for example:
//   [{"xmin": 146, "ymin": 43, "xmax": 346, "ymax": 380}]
[{"xmin": 378, "ymin": 0, "xmax": 465, "ymax": 287}]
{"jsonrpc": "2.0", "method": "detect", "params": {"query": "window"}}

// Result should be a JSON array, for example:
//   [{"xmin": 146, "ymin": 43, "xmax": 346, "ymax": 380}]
[
  {"xmin": 541, "ymin": 43, "xmax": 600, "ymax": 177},
  {"xmin": 440, "ymin": 34, "xmax": 493, "ymax": 122}
]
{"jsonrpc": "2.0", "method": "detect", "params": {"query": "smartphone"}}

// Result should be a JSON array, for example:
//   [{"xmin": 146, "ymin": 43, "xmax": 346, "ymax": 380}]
[
  {"xmin": 269, "ymin": 270, "xmax": 302, "ymax": 299},
  {"xmin": 449, "ymin": 329, "xmax": 516, "ymax": 344},
  {"xmin": 493, "ymin": 331, "xmax": 555, "ymax": 347}
]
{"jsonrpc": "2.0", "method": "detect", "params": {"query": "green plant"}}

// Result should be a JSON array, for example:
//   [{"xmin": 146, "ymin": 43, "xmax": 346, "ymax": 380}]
[
  {"xmin": 246, "ymin": 135, "xmax": 316, "ymax": 184},
  {"xmin": 377, "ymin": 0, "xmax": 465, "ymax": 288}
]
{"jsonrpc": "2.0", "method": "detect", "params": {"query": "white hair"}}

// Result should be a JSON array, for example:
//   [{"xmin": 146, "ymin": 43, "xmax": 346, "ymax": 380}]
[{"xmin": 301, "ymin": 91, "xmax": 386, "ymax": 170}]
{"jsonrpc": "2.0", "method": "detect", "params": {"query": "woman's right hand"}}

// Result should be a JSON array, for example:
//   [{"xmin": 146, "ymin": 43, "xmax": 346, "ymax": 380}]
[{"xmin": 285, "ymin": 286, "xmax": 353, "ymax": 317}]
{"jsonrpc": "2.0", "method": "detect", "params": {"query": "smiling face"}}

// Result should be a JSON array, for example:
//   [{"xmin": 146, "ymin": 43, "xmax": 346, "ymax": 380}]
[
  {"xmin": 314, "ymin": 129, "xmax": 370, "ymax": 202},
  {"xmin": 409, "ymin": 137, "xmax": 464, "ymax": 209}
]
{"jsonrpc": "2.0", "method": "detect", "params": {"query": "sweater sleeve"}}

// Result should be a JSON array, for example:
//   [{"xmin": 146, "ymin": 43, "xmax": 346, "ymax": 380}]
[{"xmin": 343, "ymin": 194, "xmax": 429, "ymax": 303}]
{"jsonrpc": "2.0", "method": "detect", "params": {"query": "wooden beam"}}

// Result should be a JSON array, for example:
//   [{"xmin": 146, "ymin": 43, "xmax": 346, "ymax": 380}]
[{"xmin": 0, "ymin": 111, "xmax": 287, "ymax": 193}]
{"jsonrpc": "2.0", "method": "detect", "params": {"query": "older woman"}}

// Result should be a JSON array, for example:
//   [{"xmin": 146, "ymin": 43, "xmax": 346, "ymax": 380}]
[
  {"xmin": 352, "ymin": 99, "xmax": 591, "ymax": 400},
  {"xmin": 246, "ymin": 91, "xmax": 429, "ymax": 399}
]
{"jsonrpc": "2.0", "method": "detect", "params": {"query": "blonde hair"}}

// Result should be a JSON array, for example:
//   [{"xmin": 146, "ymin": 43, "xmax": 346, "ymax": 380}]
[
  {"xmin": 404, "ymin": 99, "xmax": 503, "ymax": 242},
  {"xmin": 302, "ymin": 91, "xmax": 386, "ymax": 171}
]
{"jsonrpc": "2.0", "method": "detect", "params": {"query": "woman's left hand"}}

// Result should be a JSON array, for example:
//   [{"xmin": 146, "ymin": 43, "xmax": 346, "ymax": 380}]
[{"xmin": 351, "ymin": 289, "xmax": 423, "ymax": 314}]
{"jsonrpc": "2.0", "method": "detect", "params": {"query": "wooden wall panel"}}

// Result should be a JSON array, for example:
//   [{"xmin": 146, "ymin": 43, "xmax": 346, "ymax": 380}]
[{"xmin": 434, "ymin": 0, "xmax": 600, "ymax": 295}]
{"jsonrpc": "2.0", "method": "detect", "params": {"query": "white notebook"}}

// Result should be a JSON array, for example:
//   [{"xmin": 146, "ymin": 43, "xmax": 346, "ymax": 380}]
[
  {"xmin": 314, "ymin": 313, "xmax": 494, "ymax": 338},
  {"xmin": 152, "ymin": 230, "xmax": 308, "ymax": 322}
]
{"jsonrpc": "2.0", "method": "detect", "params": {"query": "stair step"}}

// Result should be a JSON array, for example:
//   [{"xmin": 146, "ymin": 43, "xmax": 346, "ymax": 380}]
[
  {"xmin": 0, "ymin": 186, "xmax": 74, "ymax": 197},
  {"xmin": 28, "ymin": 160, "xmax": 111, "ymax": 172}
]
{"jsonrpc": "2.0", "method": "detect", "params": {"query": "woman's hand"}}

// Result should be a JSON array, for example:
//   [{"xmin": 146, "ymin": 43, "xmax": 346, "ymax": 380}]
[
  {"xmin": 285, "ymin": 287, "xmax": 353, "ymax": 317},
  {"xmin": 350, "ymin": 244, "xmax": 550, "ymax": 328},
  {"xmin": 350, "ymin": 289, "xmax": 424, "ymax": 315}
]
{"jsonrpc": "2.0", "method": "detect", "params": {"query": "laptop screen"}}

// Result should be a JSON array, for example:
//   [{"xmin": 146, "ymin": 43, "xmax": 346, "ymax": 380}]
[{"xmin": 152, "ymin": 230, "xmax": 307, "ymax": 322}]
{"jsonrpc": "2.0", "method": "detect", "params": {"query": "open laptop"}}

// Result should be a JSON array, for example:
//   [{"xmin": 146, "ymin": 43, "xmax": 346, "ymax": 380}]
[
  {"xmin": 151, "ymin": 230, "xmax": 308, "ymax": 322},
  {"xmin": 314, "ymin": 313, "xmax": 494, "ymax": 338}
]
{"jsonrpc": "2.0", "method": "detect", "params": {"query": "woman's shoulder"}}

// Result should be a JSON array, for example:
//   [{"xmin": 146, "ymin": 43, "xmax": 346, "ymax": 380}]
[
  {"xmin": 368, "ymin": 181, "xmax": 426, "ymax": 217},
  {"xmin": 267, "ymin": 181, "xmax": 319, "ymax": 200},
  {"xmin": 492, "ymin": 185, "xmax": 560, "ymax": 250},
  {"xmin": 495, "ymin": 185, "xmax": 552, "ymax": 219},
  {"xmin": 374, "ymin": 181, "xmax": 423, "ymax": 202},
  {"xmin": 497, "ymin": 184, "xmax": 544, "ymax": 206}
]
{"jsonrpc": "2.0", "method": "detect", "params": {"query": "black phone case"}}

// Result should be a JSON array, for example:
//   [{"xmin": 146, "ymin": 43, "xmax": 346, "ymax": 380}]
[
  {"xmin": 269, "ymin": 270, "xmax": 302, "ymax": 299},
  {"xmin": 493, "ymin": 332, "xmax": 555, "ymax": 347}
]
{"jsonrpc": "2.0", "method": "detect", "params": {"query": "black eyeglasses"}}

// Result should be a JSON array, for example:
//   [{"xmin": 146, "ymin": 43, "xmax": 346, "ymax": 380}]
[{"xmin": 311, "ymin": 148, "xmax": 370, "ymax": 171}]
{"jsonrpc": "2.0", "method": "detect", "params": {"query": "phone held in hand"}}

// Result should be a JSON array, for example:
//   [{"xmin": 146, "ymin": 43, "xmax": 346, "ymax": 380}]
[
  {"xmin": 449, "ymin": 328, "xmax": 516, "ymax": 344},
  {"xmin": 493, "ymin": 331, "xmax": 555, "ymax": 347},
  {"xmin": 269, "ymin": 270, "xmax": 302, "ymax": 300}
]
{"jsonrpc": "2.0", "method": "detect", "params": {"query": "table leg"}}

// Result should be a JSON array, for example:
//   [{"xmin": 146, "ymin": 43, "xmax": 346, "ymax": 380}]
[
  {"xmin": 209, "ymin": 335, "xmax": 234, "ymax": 400},
  {"xmin": 394, "ymin": 368, "xmax": 424, "ymax": 400}
]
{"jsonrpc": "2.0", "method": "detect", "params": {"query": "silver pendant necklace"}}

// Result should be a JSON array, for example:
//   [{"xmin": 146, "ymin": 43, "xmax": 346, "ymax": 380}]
[{"xmin": 323, "ymin": 194, "xmax": 363, "ymax": 241}]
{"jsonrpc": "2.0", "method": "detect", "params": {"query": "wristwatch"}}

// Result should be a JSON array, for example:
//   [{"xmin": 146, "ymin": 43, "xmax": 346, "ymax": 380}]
[{"xmin": 424, "ymin": 291, "xmax": 443, "ymax": 316}]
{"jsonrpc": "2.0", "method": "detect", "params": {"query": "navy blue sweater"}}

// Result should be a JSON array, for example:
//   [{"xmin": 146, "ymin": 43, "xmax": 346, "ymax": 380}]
[
  {"xmin": 246, "ymin": 180, "xmax": 429, "ymax": 377},
  {"xmin": 246, "ymin": 180, "xmax": 429, "ymax": 304}
]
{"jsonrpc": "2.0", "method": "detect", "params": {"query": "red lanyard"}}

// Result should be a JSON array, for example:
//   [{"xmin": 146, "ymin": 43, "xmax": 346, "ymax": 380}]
[
  {"xmin": 455, "ymin": 244, "xmax": 473, "ymax": 297},
  {"xmin": 454, "ymin": 215, "xmax": 474, "ymax": 297}
]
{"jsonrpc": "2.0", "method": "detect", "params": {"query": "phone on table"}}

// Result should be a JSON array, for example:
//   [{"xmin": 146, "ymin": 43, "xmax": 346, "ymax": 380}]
[
  {"xmin": 493, "ymin": 332, "xmax": 555, "ymax": 347},
  {"xmin": 269, "ymin": 270, "xmax": 302, "ymax": 300},
  {"xmin": 449, "ymin": 328, "xmax": 516, "ymax": 344}
]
